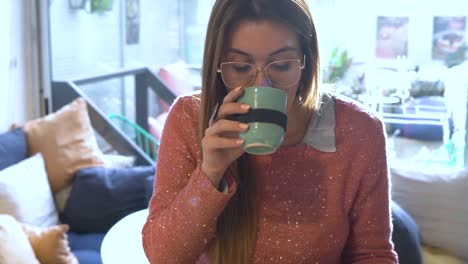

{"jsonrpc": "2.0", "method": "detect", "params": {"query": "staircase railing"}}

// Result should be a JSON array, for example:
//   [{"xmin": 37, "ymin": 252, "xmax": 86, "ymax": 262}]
[{"xmin": 51, "ymin": 67, "xmax": 176, "ymax": 166}]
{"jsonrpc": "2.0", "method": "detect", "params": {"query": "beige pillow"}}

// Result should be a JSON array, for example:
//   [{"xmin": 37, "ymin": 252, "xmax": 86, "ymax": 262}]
[
  {"xmin": 422, "ymin": 244, "xmax": 465, "ymax": 264},
  {"xmin": 0, "ymin": 214, "xmax": 40, "ymax": 264},
  {"xmin": 23, "ymin": 223, "xmax": 78, "ymax": 264},
  {"xmin": 24, "ymin": 98, "xmax": 105, "ymax": 193}
]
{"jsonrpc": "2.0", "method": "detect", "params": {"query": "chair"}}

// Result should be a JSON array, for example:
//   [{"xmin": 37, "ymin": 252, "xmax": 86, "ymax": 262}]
[{"xmin": 108, "ymin": 114, "xmax": 159, "ymax": 161}]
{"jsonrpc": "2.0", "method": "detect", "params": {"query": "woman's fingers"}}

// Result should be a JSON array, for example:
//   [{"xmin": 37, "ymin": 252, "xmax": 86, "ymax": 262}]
[
  {"xmin": 214, "ymin": 86, "xmax": 250, "ymax": 120},
  {"xmin": 217, "ymin": 102, "xmax": 250, "ymax": 119},
  {"xmin": 205, "ymin": 119, "xmax": 248, "ymax": 137},
  {"xmin": 202, "ymin": 135, "xmax": 244, "ymax": 149},
  {"xmin": 222, "ymin": 86, "xmax": 244, "ymax": 104}
]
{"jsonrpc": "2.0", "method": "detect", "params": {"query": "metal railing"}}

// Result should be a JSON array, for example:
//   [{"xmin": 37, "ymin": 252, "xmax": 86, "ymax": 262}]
[{"xmin": 51, "ymin": 67, "xmax": 177, "ymax": 166}]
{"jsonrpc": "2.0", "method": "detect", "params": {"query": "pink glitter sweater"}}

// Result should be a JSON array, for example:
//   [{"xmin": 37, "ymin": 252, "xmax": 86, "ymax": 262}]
[{"xmin": 142, "ymin": 93, "xmax": 398, "ymax": 264}]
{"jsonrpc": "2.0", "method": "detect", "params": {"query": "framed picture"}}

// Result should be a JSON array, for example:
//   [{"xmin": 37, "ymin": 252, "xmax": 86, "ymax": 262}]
[
  {"xmin": 126, "ymin": 0, "xmax": 140, "ymax": 45},
  {"xmin": 375, "ymin": 16, "xmax": 409, "ymax": 59},
  {"xmin": 432, "ymin": 16, "xmax": 466, "ymax": 61}
]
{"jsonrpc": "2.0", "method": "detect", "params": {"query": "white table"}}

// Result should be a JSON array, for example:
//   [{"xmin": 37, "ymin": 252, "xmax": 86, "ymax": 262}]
[{"xmin": 100, "ymin": 209, "xmax": 150, "ymax": 264}]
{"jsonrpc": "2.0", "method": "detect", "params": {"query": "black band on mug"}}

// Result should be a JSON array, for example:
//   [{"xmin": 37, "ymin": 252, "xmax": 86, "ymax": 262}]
[{"xmin": 230, "ymin": 109, "xmax": 287, "ymax": 130}]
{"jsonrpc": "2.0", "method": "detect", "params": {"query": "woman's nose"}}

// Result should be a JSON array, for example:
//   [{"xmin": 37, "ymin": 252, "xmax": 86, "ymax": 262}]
[{"xmin": 253, "ymin": 70, "xmax": 272, "ymax": 87}]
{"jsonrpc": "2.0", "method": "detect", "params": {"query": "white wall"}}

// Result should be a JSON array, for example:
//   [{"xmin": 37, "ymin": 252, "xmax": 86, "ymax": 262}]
[
  {"xmin": 0, "ymin": 1, "xmax": 11, "ymax": 131},
  {"xmin": 0, "ymin": 1, "xmax": 39, "ymax": 132},
  {"xmin": 309, "ymin": 0, "xmax": 468, "ymax": 67},
  {"xmin": 50, "ymin": 0, "xmax": 181, "ymax": 80}
]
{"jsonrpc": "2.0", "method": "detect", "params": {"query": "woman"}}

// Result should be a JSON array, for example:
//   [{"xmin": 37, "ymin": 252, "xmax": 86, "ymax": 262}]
[{"xmin": 142, "ymin": 0, "xmax": 398, "ymax": 263}]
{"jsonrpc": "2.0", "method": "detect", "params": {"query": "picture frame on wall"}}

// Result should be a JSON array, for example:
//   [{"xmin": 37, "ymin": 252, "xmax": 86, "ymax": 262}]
[
  {"xmin": 375, "ymin": 16, "xmax": 409, "ymax": 59},
  {"xmin": 126, "ymin": 0, "xmax": 140, "ymax": 45},
  {"xmin": 432, "ymin": 16, "xmax": 466, "ymax": 64}
]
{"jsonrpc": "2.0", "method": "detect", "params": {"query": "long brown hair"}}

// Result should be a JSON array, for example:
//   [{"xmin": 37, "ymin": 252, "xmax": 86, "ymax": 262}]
[{"xmin": 199, "ymin": 0, "xmax": 321, "ymax": 263}]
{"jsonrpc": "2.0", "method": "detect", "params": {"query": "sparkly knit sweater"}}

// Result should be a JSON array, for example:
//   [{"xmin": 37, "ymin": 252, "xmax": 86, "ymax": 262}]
[{"xmin": 142, "ymin": 93, "xmax": 398, "ymax": 264}]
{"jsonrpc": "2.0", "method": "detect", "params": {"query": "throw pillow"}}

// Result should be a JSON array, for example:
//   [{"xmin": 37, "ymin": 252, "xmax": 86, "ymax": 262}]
[
  {"xmin": 0, "ymin": 128, "xmax": 28, "ymax": 171},
  {"xmin": 0, "ymin": 154, "xmax": 59, "ymax": 227},
  {"xmin": 0, "ymin": 214, "xmax": 40, "ymax": 264},
  {"xmin": 102, "ymin": 154, "xmax": 136, "ymax": 168},
  {"xmin": 391, "ymin": 164, "xmax": 468, "ymax": 260},
  {"xmin": 158, "ymin": 60, "xmax": 194, "ymax": 102},
  {"xmin": 54, "ymin": 154, "xmax": 137, "ymax": 214},
  {"xmin": 24, "ymin": 97, "xmax": 105, "ymax": 193},
  {"xmin": 62, "ymin": 166, "xmax": 155, "ymax": 233},
  {"xmin": 148, "ymin": 112, "xmax": 169, "ymax": 141},
  {"xmin": 55, "ymin": 186, "xmax": 73, "ymax": 214},
  {"xmin": 23, "ymin": 223, "xmax": 78, "ymax": 264},
  {"xmin": 145, "ymin": 174, "xmax": 155, "ymax": 206},
  {"xmin": 422, "ymin": 244, "xmax": 465, "ymax": 264}
]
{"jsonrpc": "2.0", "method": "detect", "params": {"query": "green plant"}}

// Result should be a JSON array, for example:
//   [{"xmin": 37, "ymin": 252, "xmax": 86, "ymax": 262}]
[
  {"xmin": 324, "ymin": 47, "xmax": 353, "ymax": 83},
  {"xmin": 90, "ymin": 0, "xmax": 113, "ymax": 13},
  {"xmin": 410, "ymin": 80, "xmax": 445, "ymax": 98}
]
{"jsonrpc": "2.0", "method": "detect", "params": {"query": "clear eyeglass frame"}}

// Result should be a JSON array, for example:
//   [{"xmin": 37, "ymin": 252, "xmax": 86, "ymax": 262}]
[{"xmin": 217, "ymin": 55, "xmax": 306, "ymax": 88}]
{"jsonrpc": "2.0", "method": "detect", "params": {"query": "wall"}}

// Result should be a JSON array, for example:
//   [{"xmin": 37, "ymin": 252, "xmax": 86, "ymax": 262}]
[
  {"xmin": 0, "ymin": 1, "xmax": 11, "ymax": 130},
  {"xmin": 0, "ymin": 1, "xmax": 37, "ymax": 131},
  {"xmin": 309, "ymin": 0, "xmax": 468, "ymax": 67},
  {"xmin": 50, "ymin": 0, "xmax": 181, "ymax": 80}
]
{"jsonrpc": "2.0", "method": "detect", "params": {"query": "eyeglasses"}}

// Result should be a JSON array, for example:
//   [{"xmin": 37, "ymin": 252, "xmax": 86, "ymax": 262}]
[{"xmin": 217, "ymin": 56, "xmax": 305, "ymax": 88}]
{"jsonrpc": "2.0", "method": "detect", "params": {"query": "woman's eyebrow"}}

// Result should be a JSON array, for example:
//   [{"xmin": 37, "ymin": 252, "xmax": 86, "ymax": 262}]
[
  {"xmin": 225, "ymin": 48, "xmax": 252, "ymax": 58},
  {"xmin": 269, "ymin": 46, "xmax": 299, "ymax": 57},
  {"xmin": 225, "ymin": 46, "xmax": 299, "ymax": 58}
]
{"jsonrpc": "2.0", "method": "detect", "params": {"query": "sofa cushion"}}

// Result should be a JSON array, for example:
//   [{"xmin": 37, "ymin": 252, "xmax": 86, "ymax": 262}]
[
  {"xmin": 0, "ymin": 128, "xmax": 28, "ymax": 171},
  {"xmin": 145, "ymin": 174, "xmax": 155, "ymax": 205},
  {"xmin": 0, "ymin": 214, "xmax": 40, "ymax": 264},
  {"xmin": 72, "ymin": 250, "xmax": 103, "ymax": 264},
  {"xmin": 68, "ymin": 232, "xmax": 105, "ymax": 252},
  {"xmin": 54, "ymin": 154, "xmax": 137, "ymax": 215},
  {"xmin": 391, "ymin": 201, "xmax": 422, "ymax": 264},
  {"xmin": 67, "ymin": 233, "xmax": 105, "ymax": 264},
  {"xmin": 391, "ymin": 164, "xmax": 468, "ymax": 260},
  {"xmin": 62, "ymin": 166, "xmax": 155, "ymax": 233},
  {"xmin": 0, "ymin": 154, "xmax": 59, "ymax": 227},
  {"xmin": 24, "ymin": 97, "xmax": 105, "ymax": 193},
  {"xmin": 157, "ymin": 60, "xmax": 194, "ymax": 112}
]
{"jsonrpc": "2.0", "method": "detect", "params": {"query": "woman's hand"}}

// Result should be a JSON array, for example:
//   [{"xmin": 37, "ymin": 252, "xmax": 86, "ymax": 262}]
[{"xmin": 201, "ymin": 87, "xmax": 250, "ymax": 187}]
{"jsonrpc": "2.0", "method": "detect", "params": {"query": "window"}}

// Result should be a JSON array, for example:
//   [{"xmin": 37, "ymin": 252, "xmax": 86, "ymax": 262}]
[
  {"xmin": 48, "ymin": 0, "xmax": 468, "ymax": 168},
  {"xmin": 308, "ymin": 0, "xmax": 468, "ymax": 168}
]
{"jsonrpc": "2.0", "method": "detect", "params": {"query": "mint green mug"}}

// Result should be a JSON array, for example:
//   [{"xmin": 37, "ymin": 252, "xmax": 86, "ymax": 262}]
[{"xmin": 234, "ymin": 86, "xmax": 288, "ymax": 155}]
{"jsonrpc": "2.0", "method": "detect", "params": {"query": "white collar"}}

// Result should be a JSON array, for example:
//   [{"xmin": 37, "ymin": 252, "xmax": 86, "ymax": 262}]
[{"xmin": 302, "ymin": 93, "xmax": 336, "ymax": 152}]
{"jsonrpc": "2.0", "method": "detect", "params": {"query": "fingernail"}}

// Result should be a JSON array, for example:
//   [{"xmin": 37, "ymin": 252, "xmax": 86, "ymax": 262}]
[
  {"xmin": 240, "ymin": 104, "xmax": 250, "ymax": 110},
  {"xmin": 236, "ymin": 139, "xmax": 244, "ymax": 145},
  {"xmin": 239, "ymin": 123, "xmax": 248, "ymax": 129}
]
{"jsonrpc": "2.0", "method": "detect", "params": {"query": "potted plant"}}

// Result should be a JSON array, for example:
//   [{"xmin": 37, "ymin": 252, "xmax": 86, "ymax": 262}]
[{"xmin": 323, "ymin": 47, "xmax": 353, "ymax": 84}]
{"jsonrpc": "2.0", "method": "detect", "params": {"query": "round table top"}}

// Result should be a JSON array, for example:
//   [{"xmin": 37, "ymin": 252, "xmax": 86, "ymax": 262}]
[{"xmin": 101, "ymin": 209, "xmax": 150, "ymax": 264}]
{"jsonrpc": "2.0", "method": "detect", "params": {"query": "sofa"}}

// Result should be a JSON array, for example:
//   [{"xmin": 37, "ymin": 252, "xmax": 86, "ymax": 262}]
[{"xmin": 0, "ymin": 98, "xmax": 155, "ymax": 264}]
